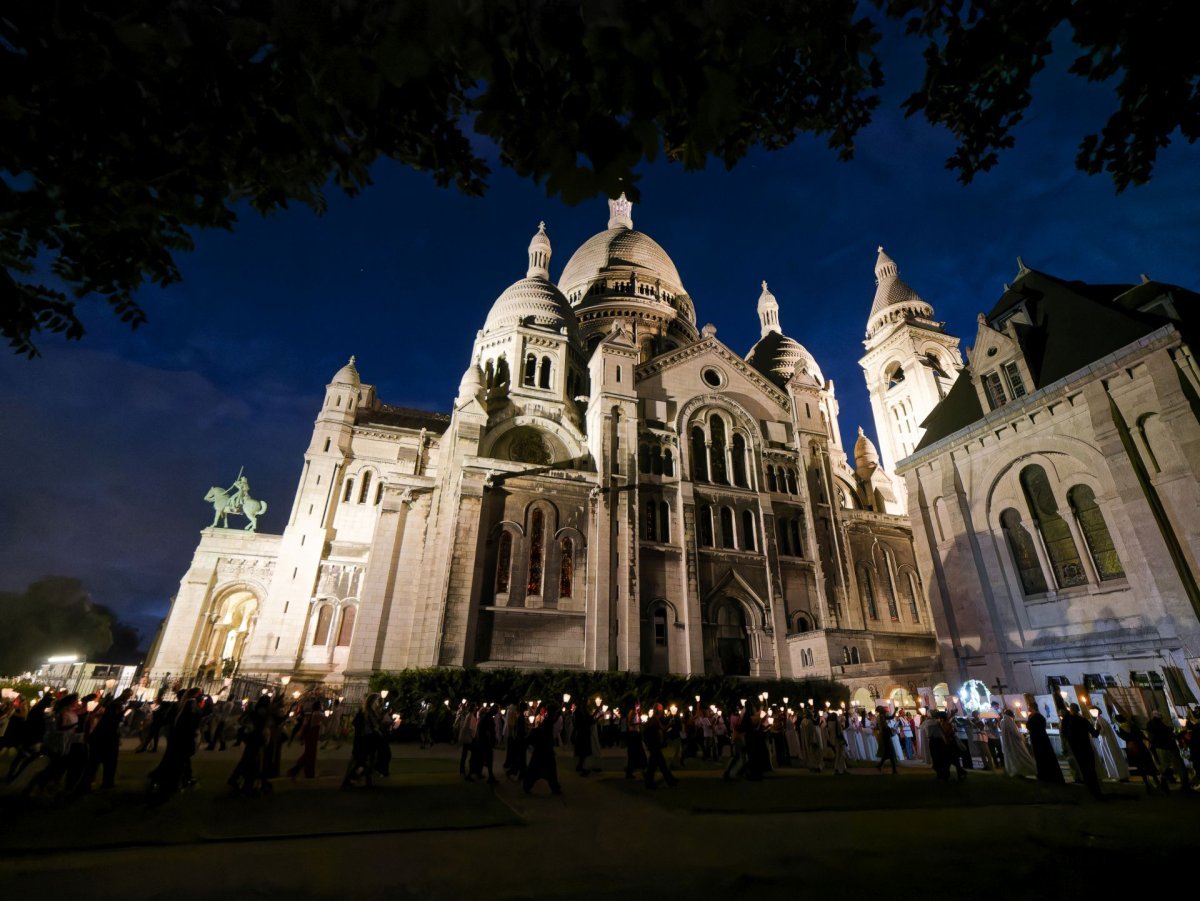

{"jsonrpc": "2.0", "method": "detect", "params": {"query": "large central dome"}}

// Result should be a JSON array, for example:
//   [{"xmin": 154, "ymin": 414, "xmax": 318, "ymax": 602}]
[
  {"xmin": 559, "ymin": 228, "xmax": 685, "ymax": 300},
  {"xmin": 555, "ymin": 195, "xmax": 698, "ymax": 352}
]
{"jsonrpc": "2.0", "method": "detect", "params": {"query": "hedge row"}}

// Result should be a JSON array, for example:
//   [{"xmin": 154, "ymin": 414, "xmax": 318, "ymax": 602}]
[{"xmin": 369, "ymin": 667, "xmax": 848, "ymax": 720}]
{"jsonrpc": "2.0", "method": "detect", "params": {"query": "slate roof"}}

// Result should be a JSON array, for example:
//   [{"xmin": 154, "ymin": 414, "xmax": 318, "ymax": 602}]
[
  {"xmin": 915, "ymin": 270, "xmax": 1197, "ymax": 451},
  {"xmin": 358, "ymin": 404, "xmax": 451, "ymax": 433}
]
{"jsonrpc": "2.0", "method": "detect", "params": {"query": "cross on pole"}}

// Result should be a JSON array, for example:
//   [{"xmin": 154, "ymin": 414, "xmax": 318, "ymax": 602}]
[{"xmin": 991, "ymin": 676, "xmax": 1008, "ymax": 698}]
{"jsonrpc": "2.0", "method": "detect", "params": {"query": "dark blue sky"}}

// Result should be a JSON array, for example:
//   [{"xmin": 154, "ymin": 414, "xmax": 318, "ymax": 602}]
[{"xmin": 1, "ymin": 26, "xmax": 1197, "ymax": 646}]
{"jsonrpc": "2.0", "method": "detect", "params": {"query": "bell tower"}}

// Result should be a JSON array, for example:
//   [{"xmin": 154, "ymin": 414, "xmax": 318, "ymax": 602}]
[{"xmin": 858, "ymin": 247, "xmax": 962, "ymax": 508}]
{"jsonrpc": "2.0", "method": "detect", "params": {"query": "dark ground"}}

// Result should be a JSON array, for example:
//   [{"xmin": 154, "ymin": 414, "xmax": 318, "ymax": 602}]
[{"xmin": 1, "ymin": 739, "xmax": 1195, "ymax": 900}]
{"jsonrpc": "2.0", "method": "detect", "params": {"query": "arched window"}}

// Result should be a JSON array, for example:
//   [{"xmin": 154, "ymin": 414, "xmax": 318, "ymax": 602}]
[
  {"xmin": 691, "ymin": 427, "xmax": 708, "ymax": 482},
  {"xmin": 698, "ymin": 506, "xmax": 714, "ymax": 547},
  {"xmin": 882, "ymin": 549, "xmax": 900, "ymax": 621},
  {"xmin": 741, "ymin": 509, "xmax": 757, "ymax": 551},
  {"xmin": 615, "ymin": 365, "xmax": 622, "ymax": 383},
  {"xmin": 358, "ymin": 470, "xmax": 372, "ymax": 504},
  {"xmin": 1000, "ymin": 508, "xmax": 1048, "ymax": 596},
  {"xmin": 653, "ymin": 607, "xmax": 668, "ymax": 646},
  {"xmin": 1068, "ymin": 485, "xmax": 1124, "ymax": 580},
  {"xmin": 663, "ymin": 449, "xmax": 675, "ymax": 477},
  {"xmin": 786, "ymin": 468, "xmax": 798, "ymax": 495},
  {"xmin": 559, "ymin": 537, "xmax": 574, "ymax": 598},
  {"xmin": 539, "ymin": 356, "xmax": 552, "ymax": 389},
  {"xmin": 858, "ymin": 566, "xmax": 878, "ymax": 619},
  {"xmin": 850, "ymin": 646, "xmax": 860, "ymax": 664},
  {"xmin": 495, "ymin": 356, "xmax": 509, "ymax": 385},
  {"xmin": 343, "ymin": 478, "xmax": 355, "ymax": 503},
  {"xmin": 710, "ymin": 416, "xmax": 728, "ymax": 485},
  {"xmin": 766, "ymin": 465, "xmax": 778, "ymax": 493},
  {"xmin": 795, "ymin": 614, "xmax": 812, "ymax": 633},
  {"xmin": 639, "ymin": 443, "xmax": 651, "ymax": 474},
  {"xmin": 524, "ymin": 354, "xmax": 537, "ymax": 386},
  {"xmin": 720, "ymin": 507, "xmax": 736, "ymax": 548},
  {"xmin": 777, "ymin": 518, "xmax": 792, "ymax": 556},
  {"xmin": 1019, "ymin": 465, "xmax": 1086, "ymax": 588},
  {"xmin": 323, "ymin": 437, "xmax": 331, "ymax": 452},
  {"xmin": 375, "ymin": 482, "xmax": 384, "ymax": 505},
  {"xmin": 790, "ymin": 520, "xmax": 803, "ymax": 558},
  {"xmin": 651, "ymin": 445, "xmax": 663, "ymax": 475},
  {"xmin": 336, "ymin": 606, "xmax": 356, "ymax": 647},
  {"xmin": 659, "ymin": 501, "xmax": 671, "ymax": 543},
  {"xmin": 495, "ymin": 531, "xmax": 513, "ymax": 594},
  {"xmin": 903, "ymin": 571, "xmax": 920, "ymax": 621},
  {"xmin": 843, "ymin": 647, "xmax": 851, "ymax": 664},
  {"xmin": 484, "ymin": 359, "xmax": 495, "ymax": 387},
  {"xmin": 313, "ymin": 604, "xmax": 333, "ymax": 645},
  {"xmin": 527, "ymin": 510, "xmax": 544, "ymax": 595},
  {"xmin": 731, "ymin": 433, "xmax": 748, "ymax": 488},
  {"xmin": 887, "ymin": 364, "xmax": 905, "ymax": 388},
  {"xmin": 644, "ymin": 499, "xmax": 658, "ymax": 541}
]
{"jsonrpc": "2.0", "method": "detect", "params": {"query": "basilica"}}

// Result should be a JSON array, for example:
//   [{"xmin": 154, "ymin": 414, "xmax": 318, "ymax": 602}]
[
  {"xmin": 151, "ymin": 193, "xmax": 1200, "ymax": 713},
  {"xmin": 148, "ymin": 196, "xmax": 964, "ymax": 706}
]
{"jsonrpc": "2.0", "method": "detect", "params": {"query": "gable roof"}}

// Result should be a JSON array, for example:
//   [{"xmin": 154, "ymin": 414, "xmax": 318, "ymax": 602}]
[
  {"xmin": 636, "ymin": 335, "xmax": 792, "ymax": 411},
  {"xmin": 915, "ymin": 269, "xmax": 1196, "ymax": 451}
]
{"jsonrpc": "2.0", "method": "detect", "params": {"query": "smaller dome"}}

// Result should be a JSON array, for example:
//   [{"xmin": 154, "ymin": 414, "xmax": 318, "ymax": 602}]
[
  {"xmin": 746, "ymin": 331, "xmax": 823, "ymax": 388},
  {"xmin": 331, "ymin": 356, "xmax": 360, "ymax": 387},
  {"xmin": 457, "ymin": 361, "xmax": 482, "ymax": 402},
  {"xmin": 854, "ymin": 426, "xmax": 880, "ymax": 471},
  {"xmin": 482, "ymin": 278, "xmax": 579, "ymax": 340}
]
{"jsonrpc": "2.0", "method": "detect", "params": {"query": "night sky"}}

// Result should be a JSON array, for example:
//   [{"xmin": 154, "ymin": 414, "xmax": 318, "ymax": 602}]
[{"xmin": 1, "ymin": 28, "xmax": 1197, "ymax": 647}]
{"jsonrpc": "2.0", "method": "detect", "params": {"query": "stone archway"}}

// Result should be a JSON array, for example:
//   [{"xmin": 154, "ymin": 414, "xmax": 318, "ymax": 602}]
[
  {"xmin": 712, "ymin": 598, "xmax": 750, "ymax": 677},
  {"xmin": 199, "ymin": 588, "xmax": 259, "ymax": 678}
]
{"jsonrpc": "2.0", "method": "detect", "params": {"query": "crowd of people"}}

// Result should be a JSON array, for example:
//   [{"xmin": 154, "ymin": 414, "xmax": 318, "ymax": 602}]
[{"xmin": 3, "ymin": 684, "xmax": 1198, "ymax": 804}]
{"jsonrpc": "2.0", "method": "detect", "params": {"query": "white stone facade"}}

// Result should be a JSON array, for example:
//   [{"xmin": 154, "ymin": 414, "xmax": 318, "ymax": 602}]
[
  {"xmin": 899, "ymin": 269, "xmax": 1200, "ymax": 705},
  {"xmin": 149, "ymin": 200, "xmax": 942, "ymax": 701}
]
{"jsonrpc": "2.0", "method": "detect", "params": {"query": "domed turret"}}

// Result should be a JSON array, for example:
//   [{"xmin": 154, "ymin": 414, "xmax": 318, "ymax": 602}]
[
  {"xmin": 331, "ymin": 356, "xmax": 360, "ymax": 387},
  {"xmin": 745, "ymin": 282, "xmax": 824, "ymax": 388},
  {"xmin": 854, "ymin": 426, "xmax": 880, "ymax": 478},
  {"xmin": 866, "ymin": 247, "xmax": 934, "ymax": 338},
  {"xmin": 457, "ymin": 361, "xmax": 483, "ymax": 404},
  {"xmin": 482, "ymin": 223, "xmax": 579, "ymax": 341}
]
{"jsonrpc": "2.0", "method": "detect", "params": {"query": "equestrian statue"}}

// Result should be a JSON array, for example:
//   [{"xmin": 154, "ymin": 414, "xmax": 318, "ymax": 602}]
[{"xmin": 205, "ymin": 468, "xmax": 268, "ymax": 531}]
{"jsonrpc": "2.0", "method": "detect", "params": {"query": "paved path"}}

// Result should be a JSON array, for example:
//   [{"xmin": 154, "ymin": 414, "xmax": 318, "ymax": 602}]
[{"xmin": 1, "ymin": 740, "xmax": 1196, "ymax": 899}]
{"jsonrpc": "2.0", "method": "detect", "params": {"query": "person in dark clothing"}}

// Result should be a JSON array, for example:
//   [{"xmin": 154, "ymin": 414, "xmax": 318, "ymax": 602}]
[
  {"xmin": 149, "ymin": 688, "xmax": 201, "ymax": 798},
  {"xmin": 342, "ymin": 694, "xmax": 385, "ymax": 789},
  {"xmin": 287, "ymin": 701, "xmax": 323, "ymax": 780},
  {"xmin": 468, "ymin": 703, "xmax": 499, "ymax": 784},
  {"xmin": 622, "ymin": 700, "xmax": 646, "ymax": 780},
  {"xmin": 1146, "ymin": 710, "xmax": 1193, "ymax": 792},
  {"xmin": 744, "ymin": 708, "xmax": 772, "ymax": 781},
  {"xmin": 642, "ymin": 704, "xmax": 678, "ymax": 789},
  {"xmin": 874, "ymin": 708, "xmax": 898, "ymax": 774},
  {"xmin": 572, "ymin": 703, "xmax": 596, "ymax": 775},
  {"xmin": 1026, "ymin": 706, "xmax": 1065, "ymax": 784},
  {"xmin": 523, "ymin": 706, "xmax": 562, "ymax": 795},
  {"xmin": 6, "ymin": 694, "xmax": 52, "ymax": 783},
  {"xmin": 1060, "ymin": 704, "xmax": 1102, "ymax": 798},
  {"xmin": 86, "ymin": 689, "xmax": 132, "ymax": 790},
  {"xmin": 1115, "ymin": 713, "xmax": 1160, "ymax": 792},
  {"xmin": 504, "ymin": 703, "xmax": 529, "ymax": 782},
  {"xmin": 137, "ymin": 694, "xmax": 173, "ymax": 753},
  {"xmin": 229, "ymin": 696, "xmax": 271, "ymax": 795}
]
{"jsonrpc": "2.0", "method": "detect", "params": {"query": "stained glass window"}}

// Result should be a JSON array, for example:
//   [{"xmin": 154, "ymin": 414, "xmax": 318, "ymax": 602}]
[
  {"xmin": 335, "ymin": 606, "xmax": 355, "ymax": 646},
  {"xmin": 1069, "ymin": 485, "xmax": 1124, "ymax": 580},
  {"xmin": 1000, "ymin": 507, "xmax": 1049, "ymax": 595},
  {"xmin": 527, "ymin": 510, "xmax": 544, "ymax": 595},
  {"xmin": 720, "ymin": 507, "xmax": 735, "ymax": 548},
  {"xmin": 858, "ymin": 567, "xmax": 878, "ymax": 619},
  {"xmin": 313, "ymin": 605, "xmax": 332, "ymax": 645},
  {"xmin": 495, "ymin": 531, "xmax": 512, "ymax": 594},
  {"xmin": 732, "ymin": 433, "xmax": 748, "ymax": 487},
  {"xmin": 1020, "ymin": 465, "xmax": 1086, "ymax": 588},
  {"xmin": 742, "ymin": 509, "xmax": 756, "ymax": 551},
  {"xmin": 559, "ymin": 537, "xmax": 574, "ymax": 598},
  {"xmin": 691, "ymin": 427, "xmax": 708, "ymax": 481},
  {"xmin": 699, "ymin": 506, "xmax": 714, "ymax": 547},
  {"xmin": 710, "ymin": 416, "xmax": 728, "ymax": 485}
]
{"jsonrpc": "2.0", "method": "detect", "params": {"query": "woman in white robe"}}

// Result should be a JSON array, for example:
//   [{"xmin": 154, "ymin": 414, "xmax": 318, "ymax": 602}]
[
  {"xmin": 785, "ymin": 711, "xmax": 802, "ymax": 761},
  {"xmin": 863, "ymin": 714, "xmax": 879, "ymax": 760},
  {"xmin": 800, "ymin": 715, "xmax": 824, "ymax": 772},
  {"xmin": 845, "ymin": 715, "xmax": 864, "ymax": 761},
  {"xmin": 999, "ymin": 710, "xmax": 1037, "ymax": 777},
  {"xmin": 1093, "ymin": 714, "xmax": 1129, "ymax": 781}
]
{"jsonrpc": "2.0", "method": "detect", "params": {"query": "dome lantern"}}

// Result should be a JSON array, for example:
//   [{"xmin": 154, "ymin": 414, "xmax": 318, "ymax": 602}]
[
  {"xmin": 527, "ymin": 221, "xmax": 552, "ymax": 279},
  {"xmin": 757, "ymin": 280, "xmax": 781, "ymax": 337},
  {"xmin": 607, "ymin": 192, "xmax": 633, "ymax": 230}
]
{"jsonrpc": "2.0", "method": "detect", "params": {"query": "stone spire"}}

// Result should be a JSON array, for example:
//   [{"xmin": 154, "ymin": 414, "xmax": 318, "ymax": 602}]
[
  {"xmin": 527, "ymin": 221, "xmax": 552, "ymax": 279},
  {"xmin": 607, "ymin": 192, "xmax": 633, "ymax": 230},
  {"xmin": 331, "ymin": 355, "xmax": 360, "ymax": 387},
  {"xmin": 853, "ymin": 426, "xmax": 880, "ymax": 479},
  {"xmin": 757, "ymin": 280, "xmax": 781, "ymax": 337}
]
